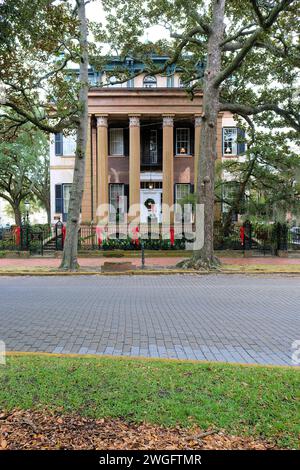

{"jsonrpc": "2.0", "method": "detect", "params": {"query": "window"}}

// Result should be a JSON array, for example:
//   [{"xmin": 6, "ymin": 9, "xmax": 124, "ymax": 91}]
[
  {"xmin": 127, "ymin": 78, "xmax": 135, "ymax": 88},
  {"xmin": 109, "ymin": 184, "xmax": 125, "ymax": 222},
  {"xmin": 63, "ymin": 134, "xmax": 76, "ymax": 155},
  {"xmin": 149, "ymin": 130, "xmax": 158, "ymax": 164},
  {"xmin": 109, "ymin": 129, "xmax": 124, "ymax": 156},
  {"xmin": 167, "ymin": 75, "xmax": 174, "ymax": 88},
  {"xmin": 175, "ymin": 183, "xmax": 192, "ymax": 223},
  {"xmin": 55, "ymin": 133, "xmax": 63, "ymax": 155},
  {"xmin": 63, "ymin": 184, "xmax": 72, "ymax": 215},
  {"xmin": 55, "ymin": 183, "xmax": 72, "ymax": 222},
  {"xmin": 223, "ymin": 128, "xmax": 238, "ymax": 155},
  {"xmin": 54, "ymin": 133, "xmax": 76, "ymax": 156},
  {"xmin": 143, "ymin": 75, "xmax": 157, "ymax": 88},
  {"xmin": 88, "ymin": 73, "xmax": 97, "ymax": 86},
  {"xmin": 222, "ymin": 182, "xmax": 240, "ymax": 215},
  {"xmin": 176, "ymin": 128, "xmax": 190, "ymax": 155}
]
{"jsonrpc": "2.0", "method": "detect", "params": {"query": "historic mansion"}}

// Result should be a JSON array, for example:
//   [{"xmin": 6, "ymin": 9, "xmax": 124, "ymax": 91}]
[{"xmin": 50, "ymin": 57, "xmax": 245, "ymax": 225}]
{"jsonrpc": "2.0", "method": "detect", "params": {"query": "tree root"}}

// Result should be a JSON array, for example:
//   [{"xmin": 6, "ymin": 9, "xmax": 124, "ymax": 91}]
[{"xmin": 177, "ymin": 255, "xmax": 221, "ymax": 272}]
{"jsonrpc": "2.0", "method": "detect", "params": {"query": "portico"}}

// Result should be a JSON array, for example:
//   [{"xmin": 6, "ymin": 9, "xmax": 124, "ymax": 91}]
[{"xmin": 81, "ymin": 88, "xmax": 208, "ymax": 225}]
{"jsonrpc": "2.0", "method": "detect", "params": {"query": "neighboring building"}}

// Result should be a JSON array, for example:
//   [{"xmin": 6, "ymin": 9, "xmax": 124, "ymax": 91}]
[{"xmin": 50, "ymin": 57, "xmax": 245, "ymax": 225}]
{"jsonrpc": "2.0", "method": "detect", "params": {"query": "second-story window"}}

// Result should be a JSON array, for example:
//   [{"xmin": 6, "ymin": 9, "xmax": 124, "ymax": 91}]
[
  {"xmin": 109, "ymin": 128, "xmax": 124, "ymax": 156},
  {"xmin": 223, "ymin": 127, "xmax": 238, "ymax": 155},
  {"xmin": 55, "ymin": 133, "xmax": 76, "ymax": 156},
  {"xmin": 55, "ymin": 133, "xmax": 63, "ymax": 155},
  {"xmin": 143, "ymin": 75, "xmax": 157, "ymax": 88},
  {"xmin": 63, "ymin": 135, "xmax": 76, "ymax": 155},
  {"xmin": 176, "ymin": 128, "xmax": 190, "ymax": 155}
]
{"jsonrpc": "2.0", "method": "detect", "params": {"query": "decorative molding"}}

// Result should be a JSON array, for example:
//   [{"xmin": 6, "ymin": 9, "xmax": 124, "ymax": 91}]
[
  {"xmin": 129, "ymin": 116, "xmax": 140, "ymax": 127},
  {"xmin": 50, "ymin": 165, "xmax": 75, "ymax": 170},
  {"xmin": 140, "ymin": 172, "xmax": 163, "ymax": 182},
  {"xmin": 194, "ymin": 116, "xmax": 202, "ymax": 127},
  {"xmin": 96, "ymin": 116, "xmax": 108, "ymax": 127},
  {"xmin": 162, "ymin": 115, "xmax": 174, "ymax": 127}
]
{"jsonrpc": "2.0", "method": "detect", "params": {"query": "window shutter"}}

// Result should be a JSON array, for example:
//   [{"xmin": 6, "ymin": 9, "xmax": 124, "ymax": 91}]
[
  {"xmin": 174, "ymin": 184, "xmax": 177, "ymax": 205},
  {"xmin": 124, "ymin": 184, "xmax": 129, "ymax": 212},
  {"xmin": 55, "ymin": 133, "xmax": 63, "ymax": 155},
  {"xmin": 190, "ymin": 125, "xmax": 194, "ymax": 155},
  {"xmin": 190, "ymin": 184, "xmax": 194, "ymax": 194},
  {"xmin": 108, "ymin": 128, "xmax": 111, "ymax": 156},
  {"xmin": 157, "ymin": 128, "xmax": 163, "ymax": 163},
  {"xmin": 124, "ymin": 128, "xmax": 129, "ymax": 156},
  {"xmin": 222, "ymin": 127, "xmax": 225, "ymax": 155},
  {"xmin": 55, "ymin": 184, "xmax": 63, "ymax": 213},
  {"xmin": 173, "ymin": 128, "xmax": 177, "ymax": 155},
  {"xmin": 237, "ymin": 128, "xmax": 246, "ymax": 155}
]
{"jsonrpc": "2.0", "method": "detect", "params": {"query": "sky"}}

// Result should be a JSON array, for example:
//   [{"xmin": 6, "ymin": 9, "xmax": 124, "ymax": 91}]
[{"xmin": 85, "ymin": 0, "xmax": 169, "ymax": 44}]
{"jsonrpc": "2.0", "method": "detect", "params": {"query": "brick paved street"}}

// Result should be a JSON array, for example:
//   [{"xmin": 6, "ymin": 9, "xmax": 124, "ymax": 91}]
[{"xmin": 0, "ymin": 275, "xmax": 299, "ymax": 365}]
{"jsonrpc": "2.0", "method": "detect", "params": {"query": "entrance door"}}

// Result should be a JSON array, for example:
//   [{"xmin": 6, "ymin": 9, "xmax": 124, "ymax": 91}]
[{"xmin": 140, "ymin": 190, "xmax": 162, "ymax": 223}]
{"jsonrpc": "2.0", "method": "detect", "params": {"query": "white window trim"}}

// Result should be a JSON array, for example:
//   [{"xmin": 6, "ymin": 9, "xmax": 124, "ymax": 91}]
[
  {"xmin": 109, "ymin": 183, "xmax": 125, "ymax": 222},
  {"xmin": 63, "ymin": 183, "xmax": 72, "ymax": 214},
  {"xmin": 175, "ymin": 128, "xmax": 191, "ymax": 156},
  {"xmin": 143, "ymin": 75, "xmax": 157, "ymax": 88},
  {"xmin": 109, "ymin": 128, "xmax": 124, "ymax": 156},
  {"xmin": 174, "ymin": 183, "xmax": 193, "ymax": 223},
  {"xmin": 223, "ymin": 127, "xmax": 238, "ymax": 156}
]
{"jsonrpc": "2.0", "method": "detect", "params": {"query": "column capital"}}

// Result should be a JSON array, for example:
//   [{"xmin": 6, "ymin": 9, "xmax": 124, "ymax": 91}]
[
  {"xmin": 194, "ymin": 115, "xmax": 202, "ymax": 127},
  {"xmin": 162, "ymin": 114, "xmax": 174, "ymax": 127},
  {"xmin": 129, "ymin": 115, "xmax": 140, "ymax": 127},
  {"xmin": 96, "ymin": 115, "xmax": 108, "ymax": 127}
]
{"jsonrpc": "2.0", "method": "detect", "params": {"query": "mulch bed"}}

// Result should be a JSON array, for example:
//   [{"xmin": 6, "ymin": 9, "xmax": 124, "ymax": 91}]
[{"xmin": 0, "ymin": 410, "xmax": 278, "ymax": 450}]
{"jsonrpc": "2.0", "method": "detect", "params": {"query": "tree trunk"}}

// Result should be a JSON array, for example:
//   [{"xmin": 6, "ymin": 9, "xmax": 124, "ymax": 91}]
[
  {"xmin": 46, "ymin": 204, "xmax": 51, "ymax": 225},
  {"xmin": 60, "ymin": 0, "xmax": 89, "ymax": 270},
  {"xmin": 13, "ymin": 203, "xmax": 22, "ymax": 226},
  {"xmin": 183, "ymin": 0, "xmax": 225, "ymax": 269}
]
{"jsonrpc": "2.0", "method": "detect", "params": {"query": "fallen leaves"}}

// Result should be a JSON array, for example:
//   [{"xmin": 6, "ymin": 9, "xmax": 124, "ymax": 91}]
[{"xmin": 0, "ymin": 409, "xmax": 279, "ymax": 450}]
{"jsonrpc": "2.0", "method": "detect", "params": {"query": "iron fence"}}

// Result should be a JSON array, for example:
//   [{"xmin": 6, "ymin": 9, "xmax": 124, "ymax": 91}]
[
  {"xmin": 1, "ymin": 221, "xmax": 299, "ymax": 255},
  {"xmin": 78, "ymin": 223, "xmax": 188, "ymax": 251},
  {"xmin": 0, "ymin": 224, "xmax": 53, "ymax": 255}
]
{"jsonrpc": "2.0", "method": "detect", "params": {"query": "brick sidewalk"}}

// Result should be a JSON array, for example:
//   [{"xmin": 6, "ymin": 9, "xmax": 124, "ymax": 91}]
[{"xmin": 0, "ymin": 255, "xmax": 300, "ymax": 269}]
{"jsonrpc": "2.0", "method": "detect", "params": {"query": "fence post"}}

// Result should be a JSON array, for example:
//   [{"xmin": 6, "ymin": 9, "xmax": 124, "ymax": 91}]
[
  {"xmin": 276, "ymin": 222, "xmax": 288, "ymax": 257},
  {"xmin": 141, "ymin": 241, "xmax": 145, "ymax": 269},
  {"xmin": 55, "ymin": 220, "xmax": 64, "ymax": 250},
  {"xmin": 243, "ymin": 220, "xmax": 252, "ymax": 257}
]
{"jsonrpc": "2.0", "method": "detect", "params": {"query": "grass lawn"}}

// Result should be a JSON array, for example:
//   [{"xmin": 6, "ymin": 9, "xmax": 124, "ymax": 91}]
[{"xmin": 0, "ymin": 354, "xmax": 299, "ymax": 448}]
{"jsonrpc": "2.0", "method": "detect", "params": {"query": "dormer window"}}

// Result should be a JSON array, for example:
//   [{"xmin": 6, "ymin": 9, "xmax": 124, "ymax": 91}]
[{"xmin": 143, "ymin": 75, "xmax": 157, "ymax": 88}]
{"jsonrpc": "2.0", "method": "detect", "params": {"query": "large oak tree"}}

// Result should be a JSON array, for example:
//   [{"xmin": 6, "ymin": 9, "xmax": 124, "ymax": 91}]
[
  {"xmin": 101, "ymin": 0, "xmax": 300, "ymax": 268},
  {"xmin": 0, "ymin": 0, "xmax": 90, "ymax": 270}
]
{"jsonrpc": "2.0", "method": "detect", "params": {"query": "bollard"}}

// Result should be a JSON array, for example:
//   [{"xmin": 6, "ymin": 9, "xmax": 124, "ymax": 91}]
[{"xmin": 141, "ymin": 241, "xmax": 145, "ymax": 269}]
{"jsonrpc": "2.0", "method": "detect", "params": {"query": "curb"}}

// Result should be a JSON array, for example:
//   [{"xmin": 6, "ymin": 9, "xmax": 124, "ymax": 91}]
[
  {"xmin": 6, "ymin": 351, "xmax": 296, "ymax": 370},
  {"xmin": 0, "ymin": 269, "xmax": 300, "ymax": 276},
  {"xmin": 0, "ymin": 269, "xmax": 200, "ymax": 276},
  {"xmin": 0, "ymin": 269, "xmax": 300, "ymax": 277}
]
